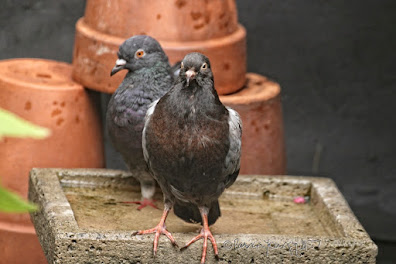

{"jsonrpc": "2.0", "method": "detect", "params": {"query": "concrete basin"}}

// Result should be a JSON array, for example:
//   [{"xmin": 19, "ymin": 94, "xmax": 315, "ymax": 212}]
[{"xmin": 29, "ymin": 168, "xmax": 377, "ymax": 263}]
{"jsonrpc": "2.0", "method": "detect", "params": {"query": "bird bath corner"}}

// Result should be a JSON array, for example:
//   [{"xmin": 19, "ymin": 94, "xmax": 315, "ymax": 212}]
[{"xmin": 28, "ymin": 168, "xmax": 377, "ymax": 263}]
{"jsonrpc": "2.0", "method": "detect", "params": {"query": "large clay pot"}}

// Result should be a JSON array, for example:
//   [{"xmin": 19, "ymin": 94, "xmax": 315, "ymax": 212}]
[
  {"xmin": 0, "ymin": 58, "xmax": 105, "ymax": 264},
  {"xmin": 220, "ymin": 73, "xmax": 286, "ymax": 175},
  {"xmin": 72, "ymin": 0, "xmax": 246, "ymax": 95}
]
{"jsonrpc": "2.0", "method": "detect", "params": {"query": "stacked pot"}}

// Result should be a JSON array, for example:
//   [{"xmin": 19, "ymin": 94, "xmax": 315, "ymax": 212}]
[
  {"xmin": 0, "ymin": 61, "xmax": 105, "ymax": 262},
  {"xmin": 72, "ymin": 0, "xmax": 286, "ymax": 175}
]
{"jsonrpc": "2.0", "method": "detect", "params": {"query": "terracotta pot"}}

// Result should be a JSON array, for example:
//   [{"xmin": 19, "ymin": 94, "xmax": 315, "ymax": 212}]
[
  {"xmin": 72, "ymin": 0, "xmax": 246, "ymax": 95},
  {"xmin": 220, "ymin": 73, "xmax": 286, "ymax": 175},
  {"xmin": 0, "ymin": 58, "xmax": 105, "ymax": 264},
  {"xmin": 0, "ymin": 225, "xmax": 45, "ymax": 264},
  {"xmin": 84, "ymin": 0, "xmax": 239, "ymax": 41}
]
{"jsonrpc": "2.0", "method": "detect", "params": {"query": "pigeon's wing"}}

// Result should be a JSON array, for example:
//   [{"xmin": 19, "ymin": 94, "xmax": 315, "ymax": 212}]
[
  {"xmin": 109, "ymin": 83, "xmax": 151, "ymax": 130},
  {"xmin": 170, "ymin": 61, "xmax": 182, "ymax": 79},
  {"xmin": 142, "ymin": 99, "xmax": 160, "ymax": 164},
  {"xmin": 223, "ymin": 107, "xmax": 242, "ymax": 188}
]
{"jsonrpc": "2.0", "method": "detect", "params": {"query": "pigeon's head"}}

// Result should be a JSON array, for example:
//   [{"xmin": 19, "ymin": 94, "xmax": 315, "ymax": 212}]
[
  {"xmin": 110, "ymin": 35, "xmax": 168, "ymax": 76},
  {"xmin": 180, "ymin": 52, "xmax": 213, "ymax": 87}
]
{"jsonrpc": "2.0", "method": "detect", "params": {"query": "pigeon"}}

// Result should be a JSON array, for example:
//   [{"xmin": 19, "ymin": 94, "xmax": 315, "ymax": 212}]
[
  {"xmin": 137, "ymin": 52, "xmax": 242, "ymax": 263},
  {"xmin": 107, "ymin": 35, "xmax": 176, "ymax": 210}
]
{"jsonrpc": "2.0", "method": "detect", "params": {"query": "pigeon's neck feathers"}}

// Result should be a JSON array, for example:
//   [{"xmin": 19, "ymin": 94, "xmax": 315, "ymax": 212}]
[
  {"xmin": 113, "ymin": 60, "xmax": 172, "ymax": 105},
  {"xmin": 119, "ymin": 60, "xmax": 172, "ymax": 91},
  {"xmin": 126, "ymin": 60, "xmax": 170, "ymax": 78},
  {"xmin": 185, "ymin": 78, "xmax": 223, "ymax": 109},
  {"xmin": 165, "ymin": 79, "xmax": 226, "ymax": 120}
]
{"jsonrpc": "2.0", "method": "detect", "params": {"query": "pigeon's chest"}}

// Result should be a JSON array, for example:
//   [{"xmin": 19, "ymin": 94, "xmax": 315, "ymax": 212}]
[
  {"xmin": 108, "ymin": 88, "xmax": 152, "ymax": 126},
  {"xmin": 150, "ymin": 107, "xmax": 229, "ymax": 163},
  {"xmin": 107, "ymin": 89, "xmax": 154, "ymax": 148}
]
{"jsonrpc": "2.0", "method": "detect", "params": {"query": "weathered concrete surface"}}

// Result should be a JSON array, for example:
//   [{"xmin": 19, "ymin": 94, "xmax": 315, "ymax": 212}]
[{"xmin": 29, "ymin": 168, "xmax": 377, "ymax": 263}]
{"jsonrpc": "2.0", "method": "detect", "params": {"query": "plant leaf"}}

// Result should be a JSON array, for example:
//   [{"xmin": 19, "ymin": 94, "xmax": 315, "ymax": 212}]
[
  {"xmin": 0, "ymin": 108, "xmax": 51, "ymax": 140},
  {"xmin": 0, "ymin": 185, "xmax": 37, "ymax": 213}
]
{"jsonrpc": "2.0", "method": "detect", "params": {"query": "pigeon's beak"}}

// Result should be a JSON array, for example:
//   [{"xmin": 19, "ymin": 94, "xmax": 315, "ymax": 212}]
[
  {"xmin": 110, "ymin": 59, "xmax": 127, "ymax": 76},
  {"xmin": 185, "ymin": 69, "xmax": 196, "ymax": 86}
]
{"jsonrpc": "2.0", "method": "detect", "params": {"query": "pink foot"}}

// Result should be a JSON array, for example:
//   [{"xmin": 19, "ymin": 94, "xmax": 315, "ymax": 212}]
[
  {"xmin": 132, "ymin": 208, "xmax": 178, "ymax": 256},
  {"xmin": 121, "ymin": 198, "xmax": 159, "ymax": 210},
  {"xmin": 180, "ymin": 211, "xmax": 219, "ymax": 263}
]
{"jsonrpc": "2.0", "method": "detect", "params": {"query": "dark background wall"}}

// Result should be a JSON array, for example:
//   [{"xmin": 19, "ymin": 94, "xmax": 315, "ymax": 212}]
[{"xmin": 1, "ymin": 1, "xmax": 395, "ymax": 262}]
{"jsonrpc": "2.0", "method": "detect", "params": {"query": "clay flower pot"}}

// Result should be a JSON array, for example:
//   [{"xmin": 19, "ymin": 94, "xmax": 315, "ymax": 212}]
[
  {"xmin": 0, "ymin": 58, "xmax": 105, "ymax": 264},
  {"xmin": 72, "ymin": 0, "xmax": 246, "ymax": 94},
  {"xmin": 220, "ymin": 73, "xmax": 286, "ymax": 175}
]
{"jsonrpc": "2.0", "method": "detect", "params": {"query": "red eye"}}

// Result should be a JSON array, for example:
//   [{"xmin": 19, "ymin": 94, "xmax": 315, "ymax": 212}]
[{"xmin": 136, "ymin": 50, "xmax": 145, "ymax": 58}]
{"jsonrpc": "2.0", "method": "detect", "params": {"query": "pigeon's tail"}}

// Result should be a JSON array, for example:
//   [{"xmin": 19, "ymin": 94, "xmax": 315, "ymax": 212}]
[{"xmin": 173, "ymin": 200, "xmax": 221, "ymax": 226}]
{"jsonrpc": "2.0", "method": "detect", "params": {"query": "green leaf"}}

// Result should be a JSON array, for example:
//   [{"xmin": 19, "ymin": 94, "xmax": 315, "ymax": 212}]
[
  {"xmin": 0, "ymin": 108, "xmax": 51, "ymax": 140},
  {"xmin": 0, "ymin": 185, "xmax": 37, "ymax": 213}
]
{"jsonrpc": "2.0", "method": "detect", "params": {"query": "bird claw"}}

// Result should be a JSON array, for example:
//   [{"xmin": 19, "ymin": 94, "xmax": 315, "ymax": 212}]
[
  {"xmin": 171, "ymin": 239, "xmax": 179, "ymax": 248},
  {"xmin": 181, "ymin": 227, "xmax": 219, "ymax": 263},
  {"xmin": 180, "ymin": 245, "xmax": 188, "ymax": 251},
  {"xmin": 132, "ymin": 223, "xmax": 177, "ymax": 256},
  {"xmin": 121, "ymin": 198, "xmax": 159, "ymax": 210}
]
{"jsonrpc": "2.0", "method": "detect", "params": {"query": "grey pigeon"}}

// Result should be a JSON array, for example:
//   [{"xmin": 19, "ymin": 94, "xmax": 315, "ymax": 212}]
[
  {"xmin": 107, "ymin": 35, "xmax": 175, "ymax": 210},
  {"xmin": 137, "ymin": 52, "xmax": 242, "ymax": 263}
]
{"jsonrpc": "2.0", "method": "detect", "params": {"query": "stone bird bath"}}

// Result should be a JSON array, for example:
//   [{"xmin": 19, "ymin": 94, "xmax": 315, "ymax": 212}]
[{"xmin": 29, "ymin": 168, "xmax": 377, "ymax": 263}]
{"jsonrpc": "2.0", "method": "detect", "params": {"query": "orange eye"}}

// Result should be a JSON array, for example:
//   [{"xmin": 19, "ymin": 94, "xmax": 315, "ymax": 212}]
[
  {"xmin": 135, "ymin": 50, "xmax": 145, "ymax": 58},
  {"xmin": 201, "ymin": 63, "xmax": 208, "ymax": 70}
]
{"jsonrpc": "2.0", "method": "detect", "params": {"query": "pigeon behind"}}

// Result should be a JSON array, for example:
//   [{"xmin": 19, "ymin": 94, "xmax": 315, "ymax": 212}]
[{"xmin": 107, "ymin": 35, "xmax": 175, "ymax": 210}]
